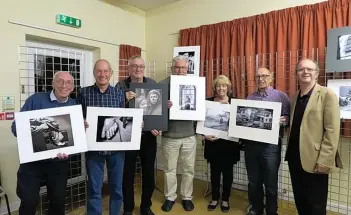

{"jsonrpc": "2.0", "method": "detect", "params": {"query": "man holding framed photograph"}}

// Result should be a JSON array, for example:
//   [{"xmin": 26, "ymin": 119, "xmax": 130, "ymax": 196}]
[
  {"xmin": 11, "ymin": 71, "xmax": 77, "ymax": 215},
  {"xmin": 115, "ymin": 55, "xmax": 162, "ymax": 215},
  {"xmin": 244, "ymin": 68, "xmax": 290, "ymax": 215}
]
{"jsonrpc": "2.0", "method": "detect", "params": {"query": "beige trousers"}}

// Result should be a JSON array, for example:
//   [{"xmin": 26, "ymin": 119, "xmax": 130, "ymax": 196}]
[{"xmin": 162, "ymin": 135, "xmax": 197, "ymax": 201}]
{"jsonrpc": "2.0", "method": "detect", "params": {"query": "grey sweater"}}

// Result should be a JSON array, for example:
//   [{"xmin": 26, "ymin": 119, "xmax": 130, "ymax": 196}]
[{"xmin": 160, "ymin": 77, "xmax": 196, "ymax": 139}]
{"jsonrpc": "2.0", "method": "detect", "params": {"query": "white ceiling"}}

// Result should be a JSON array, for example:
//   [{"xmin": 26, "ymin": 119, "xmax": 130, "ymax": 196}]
[{"xmin": 112, "ymin": 0, "xmax": 181, "ymax": 11}]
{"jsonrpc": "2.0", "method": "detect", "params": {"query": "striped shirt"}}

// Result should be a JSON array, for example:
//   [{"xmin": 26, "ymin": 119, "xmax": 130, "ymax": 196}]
[{"xmin": 76, "ymin": 84, "xmax": 125, "ymax": 155}]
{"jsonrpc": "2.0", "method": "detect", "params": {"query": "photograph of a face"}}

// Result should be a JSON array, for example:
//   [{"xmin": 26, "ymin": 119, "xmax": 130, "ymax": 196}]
[
  {"xmin": 236, "ymin": 106, "xmax": 273, "ymax": 130},
  {"xmin": 204, "ymin": 108, "xmax": 230, "ymax": 131},
  {"xmin": 135, "ymin": 88, "xmax": 162, "ymax": 115},
  {"xmin": 178, "ymin": 51, "xmax": 195, "ymax": 75},
  {"xmin": 96, "ymin": 116, "xmax": 133, "ymax": 142},
  {"xmin": 339, "ymin": 86, "xmax": 351, "ymax": 111},
  {"xmin": 338, "ymin": 35, "xmax": 351, "ymax": 60},
  {"xmin": 179, "ymin": 85, "xmax": 196, "ymax": 110},
  {"xmin": 29, "ymin": 114, "xmax": 74, "ymax": 153}
]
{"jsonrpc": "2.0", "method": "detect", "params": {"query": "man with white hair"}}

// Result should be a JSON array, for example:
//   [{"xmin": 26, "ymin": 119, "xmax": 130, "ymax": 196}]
[
  {"xmin": 11, "ymin": 71, "xmax": 77, "ymax": 215},
  {"xmin": 159, "ymin": 55, "xmax": 197, "ymax": 212}
]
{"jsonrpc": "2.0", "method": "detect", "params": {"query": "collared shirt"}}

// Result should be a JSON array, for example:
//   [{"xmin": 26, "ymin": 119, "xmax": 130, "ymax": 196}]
[
  {"xmin": 50, "ymin": 90, "xmax": 68, "ymax": 103},
  {"xmin": 247, "ymin": 87, "xmax": 291, "ymax": 138},
  {"xmin": 76, "ymin": 84, "xmax": 125, "ymax": 155},
  {"xmin": 286, "ymin": 85, "xmax": 315, "ymax": 160}
]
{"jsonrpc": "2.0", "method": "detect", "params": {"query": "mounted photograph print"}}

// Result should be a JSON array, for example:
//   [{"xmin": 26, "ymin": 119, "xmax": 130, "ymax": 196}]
[
  {"xmin": 129, "ymin": 82, "xmax": 169, "ymax": 131},
  {"xmin": 326, "ymin": 26, "xmax": 351, "ymax": 72},
  {"xmin": 228, "ymin": 99, "xmax": 282, "ymax": 145},
  {"xmin": 14, "ymin": 105, "xmax": 88, "ymax": 164},
  {"xmin": 196, "ymin": 101, "xmax": 239, "ymax": 141},
  {"xmin": 169, "ymin": 75, "xmax": 206, "ymax": 121},
  {"xmin": 85, "ymin": 107, "xmax": 143, "ymax": 151},
  {"xmin": 173, "ymin": 46, "xmax": 200, "ymax": 76},
  {"xmin": 327, "ymin": 79, "xmax": 351, "ymax": 119}
]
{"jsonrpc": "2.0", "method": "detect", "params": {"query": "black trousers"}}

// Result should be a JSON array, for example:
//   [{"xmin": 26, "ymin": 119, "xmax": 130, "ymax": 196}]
[
  {"xmin": 288, "ymin": 156, "xmax": 328, "ymax": 215},
  {"xmin": 209, "ymin": 160, "xmax": 234, "ymax": 201},
  {"xmin": 16, "ymin": 159, "xmax": 69, "ymax": 215},
  {"xmin": 122, "ymin": 135, "xmax": 157, "ymax": 212}
]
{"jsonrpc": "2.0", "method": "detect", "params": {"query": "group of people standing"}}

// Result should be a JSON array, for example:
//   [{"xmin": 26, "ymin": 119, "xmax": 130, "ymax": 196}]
[{"xmin": 11, "ymin": 55, "xmax": 341, "ymax": 215}]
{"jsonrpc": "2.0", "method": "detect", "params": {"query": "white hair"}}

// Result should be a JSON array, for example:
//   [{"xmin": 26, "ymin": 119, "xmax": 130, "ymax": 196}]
[
  {"xmin": 172, "ymin": 55, "xmax": 189, "ymax": 67},
  {"xmin": 128, "ymin": 55, "xmax": 144, "ymax": 66},
  {"xmin": 53, "ymin": 71, "xmax": 74, "ymax": 82}
]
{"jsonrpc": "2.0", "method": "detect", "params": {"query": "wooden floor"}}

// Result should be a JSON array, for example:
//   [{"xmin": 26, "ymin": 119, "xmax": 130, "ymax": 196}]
[{"xmin": 68, "ymin": 170, "xmax": 340, "ymax": 215}]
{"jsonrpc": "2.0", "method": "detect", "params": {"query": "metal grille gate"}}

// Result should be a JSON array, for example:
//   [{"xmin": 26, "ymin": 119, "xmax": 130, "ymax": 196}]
[{"xmin": 163, "ymin": 47, "xmax": 351, "ymax": 214}]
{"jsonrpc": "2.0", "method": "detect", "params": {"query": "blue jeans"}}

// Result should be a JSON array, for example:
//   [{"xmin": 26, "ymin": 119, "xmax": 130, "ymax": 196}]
[
  {"xmin": 86, "ymin": 152, "xmax": 125, "ymax": 215},
  {"xmin": 244, "ymin": 140, "xmax": 281, "ymax": 215}
]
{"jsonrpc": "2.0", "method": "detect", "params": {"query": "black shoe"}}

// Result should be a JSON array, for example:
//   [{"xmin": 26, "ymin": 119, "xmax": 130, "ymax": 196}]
[
  {"xmin": 123, "ymin": 212, "xmax": 133, "ymax": 215},
  {"xmin": 207, "ymin": 200, "xmax": 219, "ymax": 211},
  {"xmin": 182, "ymin": 200, "xmax": 195, "ymax": 211},
  {"xmin": 220, "ymin": 201, "xmax": 230, "ymax": 213},
  {"xmin": 140, "ymin": 208, "xmax": 155, "ymax": 215},
  {"xmin": 161, "ymin": 200, "xmax": 175, "ymax": 212}
]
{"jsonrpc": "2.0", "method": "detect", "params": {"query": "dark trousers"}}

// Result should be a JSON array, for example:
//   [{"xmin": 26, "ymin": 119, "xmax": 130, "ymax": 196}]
[
  {"xmin": 288, "ymin": 154, "xmax": 328, "ymax": 215},
  {"xmin": 122, "ymin": 135, "xmax": 157, "ymax": 212},
  {"xmin": 16, "ymin": 160, "xmax": 69, "ymax": 215},
  {"xmin": 209, "ymin": 160, "xmax": 234, "ymax": 201},
  {"xmin": 245, "ymin": 141, "xmax": 281, "ymax": 215}
]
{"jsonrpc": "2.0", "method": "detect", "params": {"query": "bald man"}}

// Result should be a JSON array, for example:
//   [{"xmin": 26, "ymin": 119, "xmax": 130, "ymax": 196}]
[
  {"xmin": 244, "ymin": 68, "xmax": 290, "ymax": 215},
  {"xmin": 11, "ymin": 71, "xmax": 77, "ymax": 215}
]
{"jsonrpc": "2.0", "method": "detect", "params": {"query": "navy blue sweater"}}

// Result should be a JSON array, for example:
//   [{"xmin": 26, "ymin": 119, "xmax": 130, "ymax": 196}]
[{"xmin": 11, "ymin": 92, "xmax": 76, "ymax": 137}]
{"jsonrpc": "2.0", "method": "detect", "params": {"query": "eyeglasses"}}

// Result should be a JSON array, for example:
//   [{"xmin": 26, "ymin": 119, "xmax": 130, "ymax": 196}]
[
  {"xmin": 54, "ymin": 79, "xmax": 74, "ymax": 87},
  {"xmin": 130, "ymin": 64, "xmax": 145, "ymax": 70},
  {"xmin": 296, "ymin": 68, "xmax": 316, "ymax": 73},
  {"xmin": 173, "ymin": 66, "xmax": 188, "ymax": 70},
  {"xmin": 254, "ymin": 75, "xmax": 270, "ymax": 80}
]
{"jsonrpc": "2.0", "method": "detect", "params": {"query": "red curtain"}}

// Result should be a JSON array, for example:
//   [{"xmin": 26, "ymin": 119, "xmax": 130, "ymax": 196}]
[
  {"xmin": 118, "ymin": 44, "xmax": 142, "ymax": 80},
  {"xmin": 179, "ymin": 0, "xmax": 351, "ymax": 136}
]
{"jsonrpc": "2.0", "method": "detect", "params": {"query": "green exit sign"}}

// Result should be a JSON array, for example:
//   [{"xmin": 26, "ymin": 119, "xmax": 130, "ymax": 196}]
[{"xmin": 56, "ymin": 14, "xmax": 82, "ymax": 28}]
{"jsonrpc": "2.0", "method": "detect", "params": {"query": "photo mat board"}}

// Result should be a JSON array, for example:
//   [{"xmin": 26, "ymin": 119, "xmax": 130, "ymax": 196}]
[
  {"xmin": 196, "ymin": 100, "xmax": 239, "ymax": 141},
  {"xmin": 86, "ymin": 107, "xmax": 143, "ymax": 151},
  {"xmin": 173, "ymin": 46, "xmax": 200, "ymax": 76},
  {"xmin": 129, "ymin": 82, "xmax": 169, "ymax": 131},
  {"xmin": 228, "ymin": 99, "xmax": 282, "ymax": 145},
  {"xmin": 327, "ymin": 79, "xmax": 351, "ymax": 119},
  {"xmin": 326, "ymin": 26, "xmax": 351, "ymax": 72},
  {"xmin": 14, "ymin": 105, "xmax": 88, "ymax": 164},
  {"xmin": 169, "ymin": 75, "xmax": 206, "ymax": 121}
]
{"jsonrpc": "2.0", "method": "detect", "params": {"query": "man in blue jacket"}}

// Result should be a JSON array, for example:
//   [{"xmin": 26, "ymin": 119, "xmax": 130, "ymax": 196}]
[{"xmin": 11, "ymin": 71, "xmax": 76, "ymax": 215}]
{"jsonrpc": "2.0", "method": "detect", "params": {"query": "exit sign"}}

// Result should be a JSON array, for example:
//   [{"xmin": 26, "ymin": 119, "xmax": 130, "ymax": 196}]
[{"xmin": 56, "ymin": 14, "xmax": 82, "ymax": 28}]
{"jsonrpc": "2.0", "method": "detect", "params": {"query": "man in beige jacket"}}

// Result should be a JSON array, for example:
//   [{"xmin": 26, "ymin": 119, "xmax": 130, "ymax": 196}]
[{"xmin": 286, "ymin": 59, "xmax": 342, "ymax": 215}]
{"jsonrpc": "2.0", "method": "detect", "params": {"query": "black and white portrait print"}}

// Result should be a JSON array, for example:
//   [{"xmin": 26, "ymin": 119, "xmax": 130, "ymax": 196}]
[
  {"xmin": 204, "ymin": 108, "xmax": 230, "ymax": 131},
  {"xmin": 236, "ymin": 106, "xmax": 273, "ymax": 130},
  {"xmin": 178, "ymin": 51, "xmax": 195, "ymax": 74},
  {"xmin": 179, "ymin": 85, "xmax": 196, "ymax": 110},
  {"xmin": 29, "ymin": 114, "xmax": 74, "ymax": 153},
  {"xmin": 338, "ymin": 35, "xmax": 351, "ymax": 60},
  {"xmin": 135, "ymin": 88, "xmax": 162, "ymax": 115},
  {"xmin": 339, "ymin": 86, "xmax": 351, "ymax": 111},
  {"xmin": 96, "ymin": 116, "xmax": 133, "ymax": 142}
]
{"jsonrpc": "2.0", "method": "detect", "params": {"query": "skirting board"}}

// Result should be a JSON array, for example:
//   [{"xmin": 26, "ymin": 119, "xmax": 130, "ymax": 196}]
[{"xmin": 1, "ymin": 201, "xmax": 20, "ymax": 215}]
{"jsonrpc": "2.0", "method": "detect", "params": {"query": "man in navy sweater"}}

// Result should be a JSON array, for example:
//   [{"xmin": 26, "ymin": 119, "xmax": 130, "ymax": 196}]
[{"xmin": 11, "ymin": 71, "xmax": 77, "ymax": 215}]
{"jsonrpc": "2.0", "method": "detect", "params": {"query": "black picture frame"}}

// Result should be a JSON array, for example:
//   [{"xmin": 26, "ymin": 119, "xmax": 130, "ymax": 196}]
[
  {"xmin": 326, "ymin": 26, "xmax": 351, "ymax": 73},
  {"xmin": 129, "ymin": 82, "xmax": 169, "ymax": 131}
]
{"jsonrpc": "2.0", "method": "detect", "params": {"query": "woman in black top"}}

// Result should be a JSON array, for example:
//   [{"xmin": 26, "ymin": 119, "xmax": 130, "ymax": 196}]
[{"xmin": 204, "ymin": 75, "xmax": 241, "ymax": 213}]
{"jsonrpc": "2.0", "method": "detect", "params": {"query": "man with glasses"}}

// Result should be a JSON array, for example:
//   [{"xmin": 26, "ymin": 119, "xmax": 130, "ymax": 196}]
[
  {"xmin": 116, "ymin": 55, "xmax": 163, "ymax": 215},
  {"xmin": 244, "ymin": 68, "xmax": 290, "ymax": 215},
  {"xmin": 159, "ymin": 55, "xmax": 197, "ymax": 212},
  {"xmin": 285, "ymin": 59, "xmax": 341, "ymax": 214},
  {"xmin": 11, "ymin": 71, "xmax": 77, "ymax": 215}
]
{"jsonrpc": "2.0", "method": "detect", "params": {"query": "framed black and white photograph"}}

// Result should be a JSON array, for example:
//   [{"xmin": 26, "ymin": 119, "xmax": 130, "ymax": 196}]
[
  {"xmin": 327, "ymin": 79, "xmax": 351, "ymax": 119},
  {"xmin": 14, "ymin": 105, "xmax": 88, "ymax": 163},
  {"xmin": 86, "ymin": 107, "xmax": 143, "ymax": 151},
  {"xmin": 173, "ymin": 46, "xmax": 200, "ymax": 76},
  {"xmin": 129, "ymin": 82, "xmax": 169, "ymax": 131},
  {"xmin": 326, "ymin": 26, "xmax": 351, "ymax": 72},
  {"xmin": 228, "ymin": 99, "xmax": 282, "ymax": 145},
  {"xmin": 196, "ymin": 101, "xmax": 239, "ymax": 141},
  {"xmin": 169, "ymin": 75, "xmax": 206, "ymax": 120}
]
